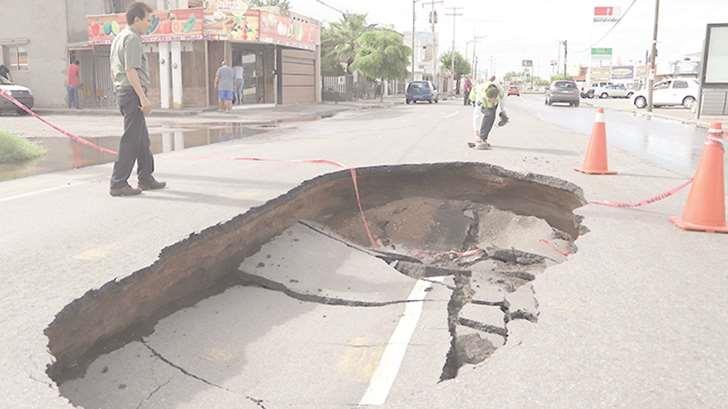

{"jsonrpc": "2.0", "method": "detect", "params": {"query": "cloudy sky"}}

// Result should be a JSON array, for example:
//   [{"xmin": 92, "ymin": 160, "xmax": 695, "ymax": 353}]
[{"xmin": 290, "ymin": 0, "xmax": 728, "ymax": 78}]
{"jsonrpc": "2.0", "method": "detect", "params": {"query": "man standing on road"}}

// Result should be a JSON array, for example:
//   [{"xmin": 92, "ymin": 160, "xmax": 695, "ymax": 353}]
[
  {"xmin": 66, "ymin": 60, "xmax": 81, "ymax": 109},
  {"xmin": 233, "ymin": 63, "xmax": 244, "ymax": 105},
  {"xmin": 109, "ymin": 2, "xmax": 166, "ymax": 197},
  {"xmin": 469, "ymin": 76, "xmax": 509, "ymax": 149},
  {"xmin": 215, "ymin": 59, "xmax": 235, "ymax": 112}
]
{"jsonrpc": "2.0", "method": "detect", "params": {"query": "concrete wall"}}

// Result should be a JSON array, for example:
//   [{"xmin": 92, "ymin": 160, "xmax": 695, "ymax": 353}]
[{"xmin": 0, "ymin": 0, "xmax": 70, "ymax": 107}]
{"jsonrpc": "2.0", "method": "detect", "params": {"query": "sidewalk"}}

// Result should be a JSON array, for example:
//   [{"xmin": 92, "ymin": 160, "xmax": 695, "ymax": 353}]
[{"xmin": 583, "ymin": 97, "xmax": 728, "ymax": 128}]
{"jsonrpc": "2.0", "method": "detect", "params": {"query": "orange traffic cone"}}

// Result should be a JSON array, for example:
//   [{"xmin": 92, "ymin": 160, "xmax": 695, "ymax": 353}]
[
  {"xmin": 576, "ymin": 108, "xmax": 617, "ymax": 175},
  {"xmin": 671, "ymin": 122, "xmax": 728, "ymax": 233}
]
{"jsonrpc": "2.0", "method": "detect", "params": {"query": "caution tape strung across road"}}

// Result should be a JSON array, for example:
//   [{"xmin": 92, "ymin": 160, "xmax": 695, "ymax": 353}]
[
  {"xmin": 0, "ymin": 89, "xmax": 118, "ymax": 156},
  {"xmin": 589, "ymin": 178, "xmax": 694, "ymax": 209}
]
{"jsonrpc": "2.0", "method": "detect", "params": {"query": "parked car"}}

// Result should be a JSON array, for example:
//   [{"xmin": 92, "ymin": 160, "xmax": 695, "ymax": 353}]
[
  {"xmin": 0, "ymin": 76, "xmax": 34, "ymax": 114},
  {"xmin": 405, "ymin": 81, "xmax": 439, "ymax": 104},
  {"xmin": 545, "ymin": 80, "xmax": 580, "ymax": 107},
  {"xmin": 507, "ymin": 86, "xmax": 520, "ymax": 96},
  {"xmin": 597, "ymin": 84, "xmax": 633, "ymax": 99},
  {"xmin": 632, "ymin": 79, "xmax": 699, "ymax": 109}
]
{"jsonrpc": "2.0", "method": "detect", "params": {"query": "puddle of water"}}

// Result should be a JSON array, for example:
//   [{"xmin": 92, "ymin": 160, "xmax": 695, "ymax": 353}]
[{"xmin": 0, "ymin": 124, "xmax": 267, "ymax": 182}]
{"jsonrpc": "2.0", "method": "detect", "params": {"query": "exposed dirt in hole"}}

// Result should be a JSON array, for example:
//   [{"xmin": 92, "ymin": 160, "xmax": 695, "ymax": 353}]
[{"xmin": 43, "ymin": 162, "xmax": 585, "ymax": 406}]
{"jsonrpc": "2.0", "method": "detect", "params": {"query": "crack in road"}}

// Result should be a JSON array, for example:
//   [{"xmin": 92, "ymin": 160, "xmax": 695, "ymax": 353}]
[
  {"xmin": 141, "ymin": 341, "xmax": 269, "ymax": 409},
  {"xmin": 135, "ymin": 378, "xmax": 172, "ymax": 409}
]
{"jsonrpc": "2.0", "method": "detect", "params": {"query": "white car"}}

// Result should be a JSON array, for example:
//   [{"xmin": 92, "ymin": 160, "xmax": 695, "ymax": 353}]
[
  {"xmin": 597, "ymin": 84, "xmax": 633, "ymax": 99},
  {"xmin": 0, "ymin": 76, "xmax": 34, "ymax": 114},
  {"xmin": 632, "ymin": 78, "xmax": 699, "ymax": 109}
]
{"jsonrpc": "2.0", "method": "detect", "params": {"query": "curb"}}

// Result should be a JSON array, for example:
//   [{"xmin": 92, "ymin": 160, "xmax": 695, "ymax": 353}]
[{"xmin": 580, "ymin": 100, "xmax": 715, "ymax": 129}]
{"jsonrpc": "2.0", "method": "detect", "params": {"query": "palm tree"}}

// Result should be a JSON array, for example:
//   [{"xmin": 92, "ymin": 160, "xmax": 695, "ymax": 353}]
[{"xmin": 323, "ymin": 13, "xmax": 374, "ymax": 74}]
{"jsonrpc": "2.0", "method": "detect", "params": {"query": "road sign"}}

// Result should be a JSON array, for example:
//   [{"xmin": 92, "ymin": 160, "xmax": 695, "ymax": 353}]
[
  {"xmin": 522, "ymin": 59, "xmax": 533, "ymax": 67},
  {"xmin": 594, "ymin": 6, "xmax": 620, "ymax": 22},
  {"xmin": 591, "ymin": 48, "xmax": 613, "ymax": 60}
]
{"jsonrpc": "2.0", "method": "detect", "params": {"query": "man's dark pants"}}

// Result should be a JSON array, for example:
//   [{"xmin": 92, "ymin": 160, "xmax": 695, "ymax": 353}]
[
  {"xmin": 110, "ymin": 88, "xmax": 154, "ymax": 188},
  {"xmin": 479, "ymin": 105, "xmax": 498, "ymax": 142}
]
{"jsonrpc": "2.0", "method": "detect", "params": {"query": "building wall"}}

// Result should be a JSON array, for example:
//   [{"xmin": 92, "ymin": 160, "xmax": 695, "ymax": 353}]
[
  {"xmin": 0, "ymin": 0, "xmax": 70, "ymax": 107},
  {"xmin": 66, "ymin": 0, "xmax": 107, "ymax": 45}
]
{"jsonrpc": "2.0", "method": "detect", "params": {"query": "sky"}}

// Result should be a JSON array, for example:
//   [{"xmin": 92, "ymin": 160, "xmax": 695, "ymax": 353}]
[{"xmin": 290, "ymin": 0, "xmax": 728, "ymax": 78}]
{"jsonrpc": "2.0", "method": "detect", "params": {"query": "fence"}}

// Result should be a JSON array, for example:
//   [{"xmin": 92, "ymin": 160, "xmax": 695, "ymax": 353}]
[{"xmin": 323, "ymin": 74, "xmax": 405, "ymax": 102}]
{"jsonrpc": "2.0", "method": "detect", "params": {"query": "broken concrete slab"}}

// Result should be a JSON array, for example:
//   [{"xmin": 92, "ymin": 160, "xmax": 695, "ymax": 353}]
[
  {"xmin": 477, "ymin": 206, "xmax": 569, "ymax": 261},
  {"xmin": 458, "ymin": 303, "xmax": 507, "ymax": 335},
  {"xmin": 505, "ymin": 284, "xmax": 540, "ymax": 322},
  {"xmin": 238, "ymin": 224, "xmax": 418, "ymax": 305},
  {"xmin": 457, "ymin": 324, "xmax": 506, "ymax": 348}
]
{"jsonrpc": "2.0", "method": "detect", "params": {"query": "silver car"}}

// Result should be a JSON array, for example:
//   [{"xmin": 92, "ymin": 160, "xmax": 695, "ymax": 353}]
[
  {"xmin": 597, "ymin": 84, "xmax": 633, "ymax": 99},
  {"xmin": 545, "ymin": 80, "xmax": 580, "ymax": 107}
]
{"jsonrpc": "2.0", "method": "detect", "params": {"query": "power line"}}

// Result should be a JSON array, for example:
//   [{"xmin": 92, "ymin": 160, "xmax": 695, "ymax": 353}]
[{"xmin": 314, "ymin": 0, "xmax": 346, "ymax": 15}]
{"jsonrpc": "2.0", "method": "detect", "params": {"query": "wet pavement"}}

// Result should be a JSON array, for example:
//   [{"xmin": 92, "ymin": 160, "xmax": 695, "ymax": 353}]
[
  {"xmin": 0, "ymin": 124, "xmax": 267, "ymax": 182},
  {"xmin": 511, "ymin": 95, "xmax": 720, "ymax": 177}
]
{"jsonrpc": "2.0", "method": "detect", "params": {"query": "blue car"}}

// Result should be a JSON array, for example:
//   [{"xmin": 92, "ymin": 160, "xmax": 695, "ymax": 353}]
[{"xmin": 406, "ymin": 81, "xmax": 439, "ymax": 104}]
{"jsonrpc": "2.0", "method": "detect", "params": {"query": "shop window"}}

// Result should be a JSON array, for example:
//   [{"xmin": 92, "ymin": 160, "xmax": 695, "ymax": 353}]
[{"xmin": 4, "ymin": 46, "xmax": 29, "ymax": 71}]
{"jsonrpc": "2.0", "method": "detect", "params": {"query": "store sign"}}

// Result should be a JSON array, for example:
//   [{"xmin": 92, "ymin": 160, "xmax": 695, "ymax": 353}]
[
  {"xmin": 87, "ymin": 8, "xmax": 204, "ymax": 45},
  {"xmin": 259, "ymin": 11, "xmax": 321, "ymax": 51},
  {"xmin": 591, "ymin": 67, "xmax": 611, "ymax": 82},
  {"xmin": 610, "ymin": 65, "xmax": 634, "ymax": 80},
  {"xmin": 203, "ymin": 0, "xmax": 260, "ymax": 41},
  {"xmin": 594, "ymin": 6, "xmax": 620, "ymax": 22},
  {"xmin": 522, "ymin": 59, "xmax": 533, "ymax": 67},
  {"xmin": 591, "ymin": 47, "xmax": 613, "ymax": 60}
]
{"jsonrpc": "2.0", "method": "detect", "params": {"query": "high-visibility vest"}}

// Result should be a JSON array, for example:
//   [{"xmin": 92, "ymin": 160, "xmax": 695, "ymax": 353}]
[{"xmin": 470, "ymin": 82, "xmax": 503, "ymax": 109}]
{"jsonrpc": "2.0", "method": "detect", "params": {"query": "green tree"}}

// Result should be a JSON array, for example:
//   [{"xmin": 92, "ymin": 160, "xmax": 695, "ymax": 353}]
[
  {"xmin": 352, "ymin": 30, "xmax": 411, "ymax": 101},
  {"xmin": 323, "ymin": 14, "xmax": 373, "ymax": 74},
  {"xmin": 440, "ymin": 51, "xmax": 471, "ymax": 79},
  {"xmin": 249, "ymin": 0, "xmax": 290, "ymax": 11}
]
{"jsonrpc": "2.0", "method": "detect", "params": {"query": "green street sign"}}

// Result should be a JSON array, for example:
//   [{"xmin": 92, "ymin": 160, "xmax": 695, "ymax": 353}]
[{"xmin": 591, "ymin": 47, "xmax": 613, "ymax": 57}]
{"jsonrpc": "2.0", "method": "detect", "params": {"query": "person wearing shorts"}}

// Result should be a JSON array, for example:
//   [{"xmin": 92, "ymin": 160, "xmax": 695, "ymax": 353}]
[{"xmin": 215, "ymin": 60, "xmax": 235, "ymax": 112}]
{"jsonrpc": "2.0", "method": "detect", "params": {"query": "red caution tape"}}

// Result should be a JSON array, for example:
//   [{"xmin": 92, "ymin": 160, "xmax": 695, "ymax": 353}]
[
  {"xmin": 538, "ymin": 239, "xmax": 572, "ymax": 257},
  {"xmin": 589, "ymin": 178, "xmax": 693, "ymax": 209},
  {"xmin": 235, "ymin": 157, "xmax": 381, "ymax": 248},
  {"xmin": 0, "ymin": 89, "xmax": 117, "ymax": 156}
]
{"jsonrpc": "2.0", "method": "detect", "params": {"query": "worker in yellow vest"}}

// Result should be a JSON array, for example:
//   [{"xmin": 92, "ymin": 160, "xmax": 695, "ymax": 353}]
[{"xmin": 469, "ymin": 76, "xmax": 509, "ymax": 149}]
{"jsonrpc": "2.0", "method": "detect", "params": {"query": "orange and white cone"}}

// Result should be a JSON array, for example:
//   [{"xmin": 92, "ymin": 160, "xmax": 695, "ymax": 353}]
[
  {"xmin": 576, "ymin": 108, "xmax": 617, "ymax": 175},
  {"xmin": 671, "ymin": 122, "xmax": 728, "ymax": 233}
]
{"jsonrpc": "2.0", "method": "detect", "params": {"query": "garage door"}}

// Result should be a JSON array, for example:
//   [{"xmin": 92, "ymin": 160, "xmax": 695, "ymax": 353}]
[{"xmin": 281, "ymin": 49, "xmax": 316, "ymax": 104}]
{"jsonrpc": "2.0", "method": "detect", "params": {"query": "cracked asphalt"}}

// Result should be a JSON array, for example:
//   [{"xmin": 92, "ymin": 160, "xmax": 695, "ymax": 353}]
[{"xmin": 2, "ymin": 97, "xmax": 728, "ymax": 408}]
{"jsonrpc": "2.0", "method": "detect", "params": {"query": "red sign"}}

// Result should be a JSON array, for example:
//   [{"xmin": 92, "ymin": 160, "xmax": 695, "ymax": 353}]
[
  {"xmin": 88, "ymin": 8, "xmax": 204, "ymax": 45},
  {"xmin": 594, "ymin": 6, "xmax": 614, "ymax": 16},
  {"xmin": 258, "ymin": 11, "xmax": 320, "ymax": 51}
]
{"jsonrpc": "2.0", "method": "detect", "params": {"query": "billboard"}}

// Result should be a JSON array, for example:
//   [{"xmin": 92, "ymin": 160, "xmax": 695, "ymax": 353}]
[
  {"xmin": 594, "ymin": 6, "xmax": 621, "ymax": 22},
  {"xmin": 88, "ymin": 8, "xmax": 204, "ymax": 45},
  {"xmin": 611, "ymin": 65, "xmax": 634, "ymax": 80},
  {"xmin": 703, "ymin": 24, "xmax": 728, "ymax": 84},
  {"xmin": 591, "ymin": 67, "xmax": 610, "ymax": 82},
  {"xmin": 522, "ymin": 59, "xmax": 533, "ymax": 67}
]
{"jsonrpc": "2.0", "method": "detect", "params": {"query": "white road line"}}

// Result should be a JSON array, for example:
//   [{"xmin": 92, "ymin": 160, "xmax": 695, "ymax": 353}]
[
  {"xmin": 0, "ymin": 182, "xmax": 90, "ymax": 203},
  {"xmin": 443, "ymin": 112, "xmax": 459, "ymax": 119},
  {"xmin": 358, "ymin": 277, "xmax": 444, "ymax": 406}
]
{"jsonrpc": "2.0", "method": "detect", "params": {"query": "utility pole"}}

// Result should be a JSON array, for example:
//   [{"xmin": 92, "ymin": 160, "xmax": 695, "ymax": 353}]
[
  {"xmin": 422, "ymin": 0, "xmax": 443, "ymax": 85},
  {"xmin": 445, "ymin": 6, "xmax": 464, "ymax": 94},
  {"xmin": 562, "ymin": 40, "xmax": 568, "ymax": 77},
  {"xmin": 467, "ymin": 35, "xmax": 486, "ymax": 81},
  {"xmin": 647, "ymin": 0, "xmax": 660, "ymax": 112},
  {"xmin": 411, "ymin": 0, "xmax": 418, "ymax": 83}
]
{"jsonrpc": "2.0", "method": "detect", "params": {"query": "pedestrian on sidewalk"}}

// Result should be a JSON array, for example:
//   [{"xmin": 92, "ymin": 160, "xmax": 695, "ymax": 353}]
[
  {"xmin": 108, "ymin": 2, "xmax": 166, "ymax": 197},
  {"xmin": 469, "ymin": 76, "xmax": 509, "ymax": 149},
  {"xmin": 66, "ymin": 60, "xmax": 81, "ymax": 109},
  {"xmin": 215, "ymin": 59, "xmax": 235, "ymax": 112},
  {"xmin": 233, "ymin": 63, "xmax": 244, "ymax": 105},
  {"xmin": 463, "ymin": 76, "xmax": 473, "ymax": 106}
]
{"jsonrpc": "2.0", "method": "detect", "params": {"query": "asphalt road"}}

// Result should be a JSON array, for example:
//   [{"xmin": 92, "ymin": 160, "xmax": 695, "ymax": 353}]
[
  {"xmin": 2, "ymin": 99, "xmax": 727, "ymax": 409},
  {"xmin": 511, "ymin": 94, "xmax": 715, "ymax": 176}
]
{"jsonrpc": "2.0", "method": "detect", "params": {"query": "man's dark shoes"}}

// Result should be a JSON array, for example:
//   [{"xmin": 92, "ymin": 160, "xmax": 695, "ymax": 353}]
[
  {"xmin": 138, "ymin": 177, "xmax": 167, "ymax": 191},
  {"xmin": 110, "ymin": 183, "xmax": 142, "ymax": 197}
]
